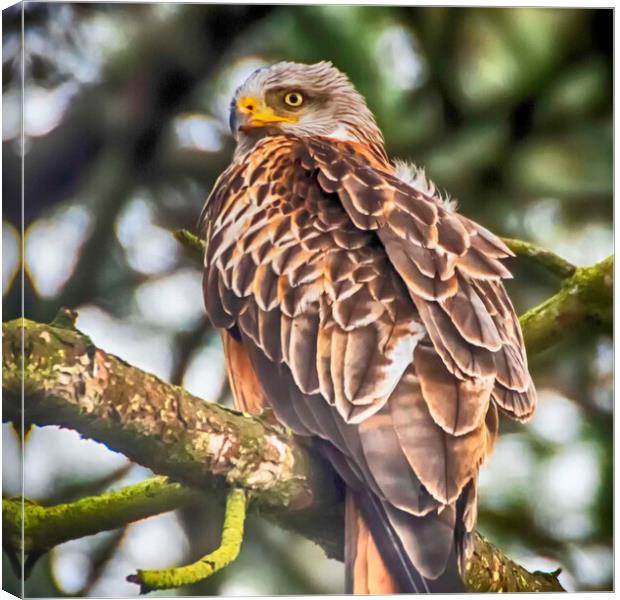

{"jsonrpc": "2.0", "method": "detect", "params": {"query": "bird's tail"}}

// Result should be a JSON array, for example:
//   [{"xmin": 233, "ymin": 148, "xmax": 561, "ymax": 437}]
[
  {"xmin": 345, "ymin": 489, "xmax": 466, "ymax": 594},
  {"xmin": 345, "ymin": 492, "xmax": 398, "ymax": 594}
]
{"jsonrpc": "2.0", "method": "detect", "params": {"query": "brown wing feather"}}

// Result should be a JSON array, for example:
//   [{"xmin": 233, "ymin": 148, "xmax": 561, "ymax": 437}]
[
  {"xmin": 389, "ymin": 367, "xmax": 490, "ymax": 505},
  {"xmin": 414, "ymin": 342, "xmax": 493, "ymax": 436},
  {"xmin": 305, "ymin": 136, "xmax": 535, "ymax": 418}
]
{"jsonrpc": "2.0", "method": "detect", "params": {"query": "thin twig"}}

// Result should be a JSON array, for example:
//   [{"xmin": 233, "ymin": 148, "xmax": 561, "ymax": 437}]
[
  {"xmin": 2, "ymin": 477, "xmax": 203, "ymax": 555},
  {"xmin": 127, "ymin": 488, "xmax": 246, "ymax": 592},
  {"xmin": 501, "ymin": 237, "xmax": 577, "ymax": 279},
  {"xmin": 174, "ymin": 229, "xmax": 206, "ymax": 259}
]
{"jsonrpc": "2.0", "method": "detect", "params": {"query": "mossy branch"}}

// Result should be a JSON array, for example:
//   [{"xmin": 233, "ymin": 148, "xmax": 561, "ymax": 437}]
[
  {"xmin": 2, "ymin": 477, "xmax": 202, "ymax": 555},
  {"xmin": 127, "ymin": 488, "xmax": 246, "ymax": 592},
  {"xmin": 521, "ymin": 255, "xmax": 613, "ymax": 354},
  {"xmin": 2, "ymin": 315, "xmax": 566, "ymax": 591},
  {"xmin": 174, "ymin": 229, "xmax": 206, "ymax": 257},
  {"xmin": 4, "ymin": 318, "xmax": 334, "ymax": 512},
  {"xmin": 501, "ymin": 237, "xmax": 577, "ymax": 279},
  {"xmin": 467, "ymin": 533, "xmax": 564, "ymax": 592}
]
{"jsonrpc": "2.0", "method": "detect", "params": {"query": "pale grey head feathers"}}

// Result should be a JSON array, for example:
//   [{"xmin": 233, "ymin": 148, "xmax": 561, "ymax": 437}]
[{"xmin": 230, "ymin": 61, "xmax": 385, "ymax": 155}]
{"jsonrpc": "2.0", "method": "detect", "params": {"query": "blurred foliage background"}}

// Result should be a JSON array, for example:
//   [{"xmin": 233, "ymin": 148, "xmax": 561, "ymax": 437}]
[{"xmin": 2, "ymin": 3, "xmax": 612, "ymax": 596}]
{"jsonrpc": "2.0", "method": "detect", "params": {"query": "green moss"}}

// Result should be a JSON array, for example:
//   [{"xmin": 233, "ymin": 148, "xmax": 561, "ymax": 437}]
[
  {"xmin": 3, "ymin": 478, "xmax": 203, "ymax": 554},
  {"xmin": 130, "ymin": 488, "xmax": 246, "ymax": 592},
  {"xmin": 502, "ymin": 237, "xmax": 576, "ymax": 278},
  {"xmin": 520, "ymin": 254, "xmax": 612, "ymax": 355}
]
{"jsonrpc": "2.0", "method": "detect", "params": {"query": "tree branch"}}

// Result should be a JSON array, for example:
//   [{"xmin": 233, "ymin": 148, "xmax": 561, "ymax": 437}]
[
  {"xmin": 3, "ymin": 477, "xmax": 202, "ymax": 554},
  {"xmin": 4, "ymin": 316, "xmax": 344, "ymax": 559},
  {"xmin": 3, "ymin": 315, "xmax": 567, "ymax": 592},
  {"xmin": 468, "ymin": 534, "xmax": 564, "ymax": 592},
  {"xmin": 521, "ymin": 255, "xmax": 613, "ymax": 354},
  {"xmin": 128, "ymin": 488, "xmax": 247, "ymax": 593},
  {"xmin": 501, "ymin": 237, "xmax": 577, "ymax": 279}
]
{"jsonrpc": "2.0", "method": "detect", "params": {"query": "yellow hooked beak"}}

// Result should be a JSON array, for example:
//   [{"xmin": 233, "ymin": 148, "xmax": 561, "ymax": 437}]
[{"xmin": 236, "ymin": 96, "xmax": 298, "ymax": 130}]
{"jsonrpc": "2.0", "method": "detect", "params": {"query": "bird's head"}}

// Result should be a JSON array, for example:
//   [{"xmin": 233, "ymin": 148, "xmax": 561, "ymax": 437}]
[{"xmin": 229, "ymin": 61, "xmax": 385, "ymax": 155}]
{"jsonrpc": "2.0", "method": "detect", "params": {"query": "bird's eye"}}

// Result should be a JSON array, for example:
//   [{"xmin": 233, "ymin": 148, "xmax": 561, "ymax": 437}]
[{"xmin": 284, "ymin": 92, "xmax": 303, "ymax": 107}]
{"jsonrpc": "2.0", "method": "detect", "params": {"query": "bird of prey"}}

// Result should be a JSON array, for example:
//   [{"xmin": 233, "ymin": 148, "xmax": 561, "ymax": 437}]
[{"xmin": 201, "ymin": 61, "xmax": 536, "ymax": 594}]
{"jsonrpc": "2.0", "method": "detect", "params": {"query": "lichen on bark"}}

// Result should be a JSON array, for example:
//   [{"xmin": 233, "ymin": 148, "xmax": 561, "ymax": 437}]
[
  {"xmin": 465, "ymin": 534, "xmax": 564, "ymax": 592},
  {"xmin": 4, "ymin": 317, "xmax": 343, "ymax": 560},
  {"xmin": 4, "ymin": 318, "xmax": 332, "ymax": 511}
]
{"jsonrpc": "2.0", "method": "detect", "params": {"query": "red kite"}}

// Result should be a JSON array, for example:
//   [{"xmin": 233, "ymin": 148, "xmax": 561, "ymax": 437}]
[{"xmin": 202, "ymin": 61, "xmax": 536, "ymax": 593}]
